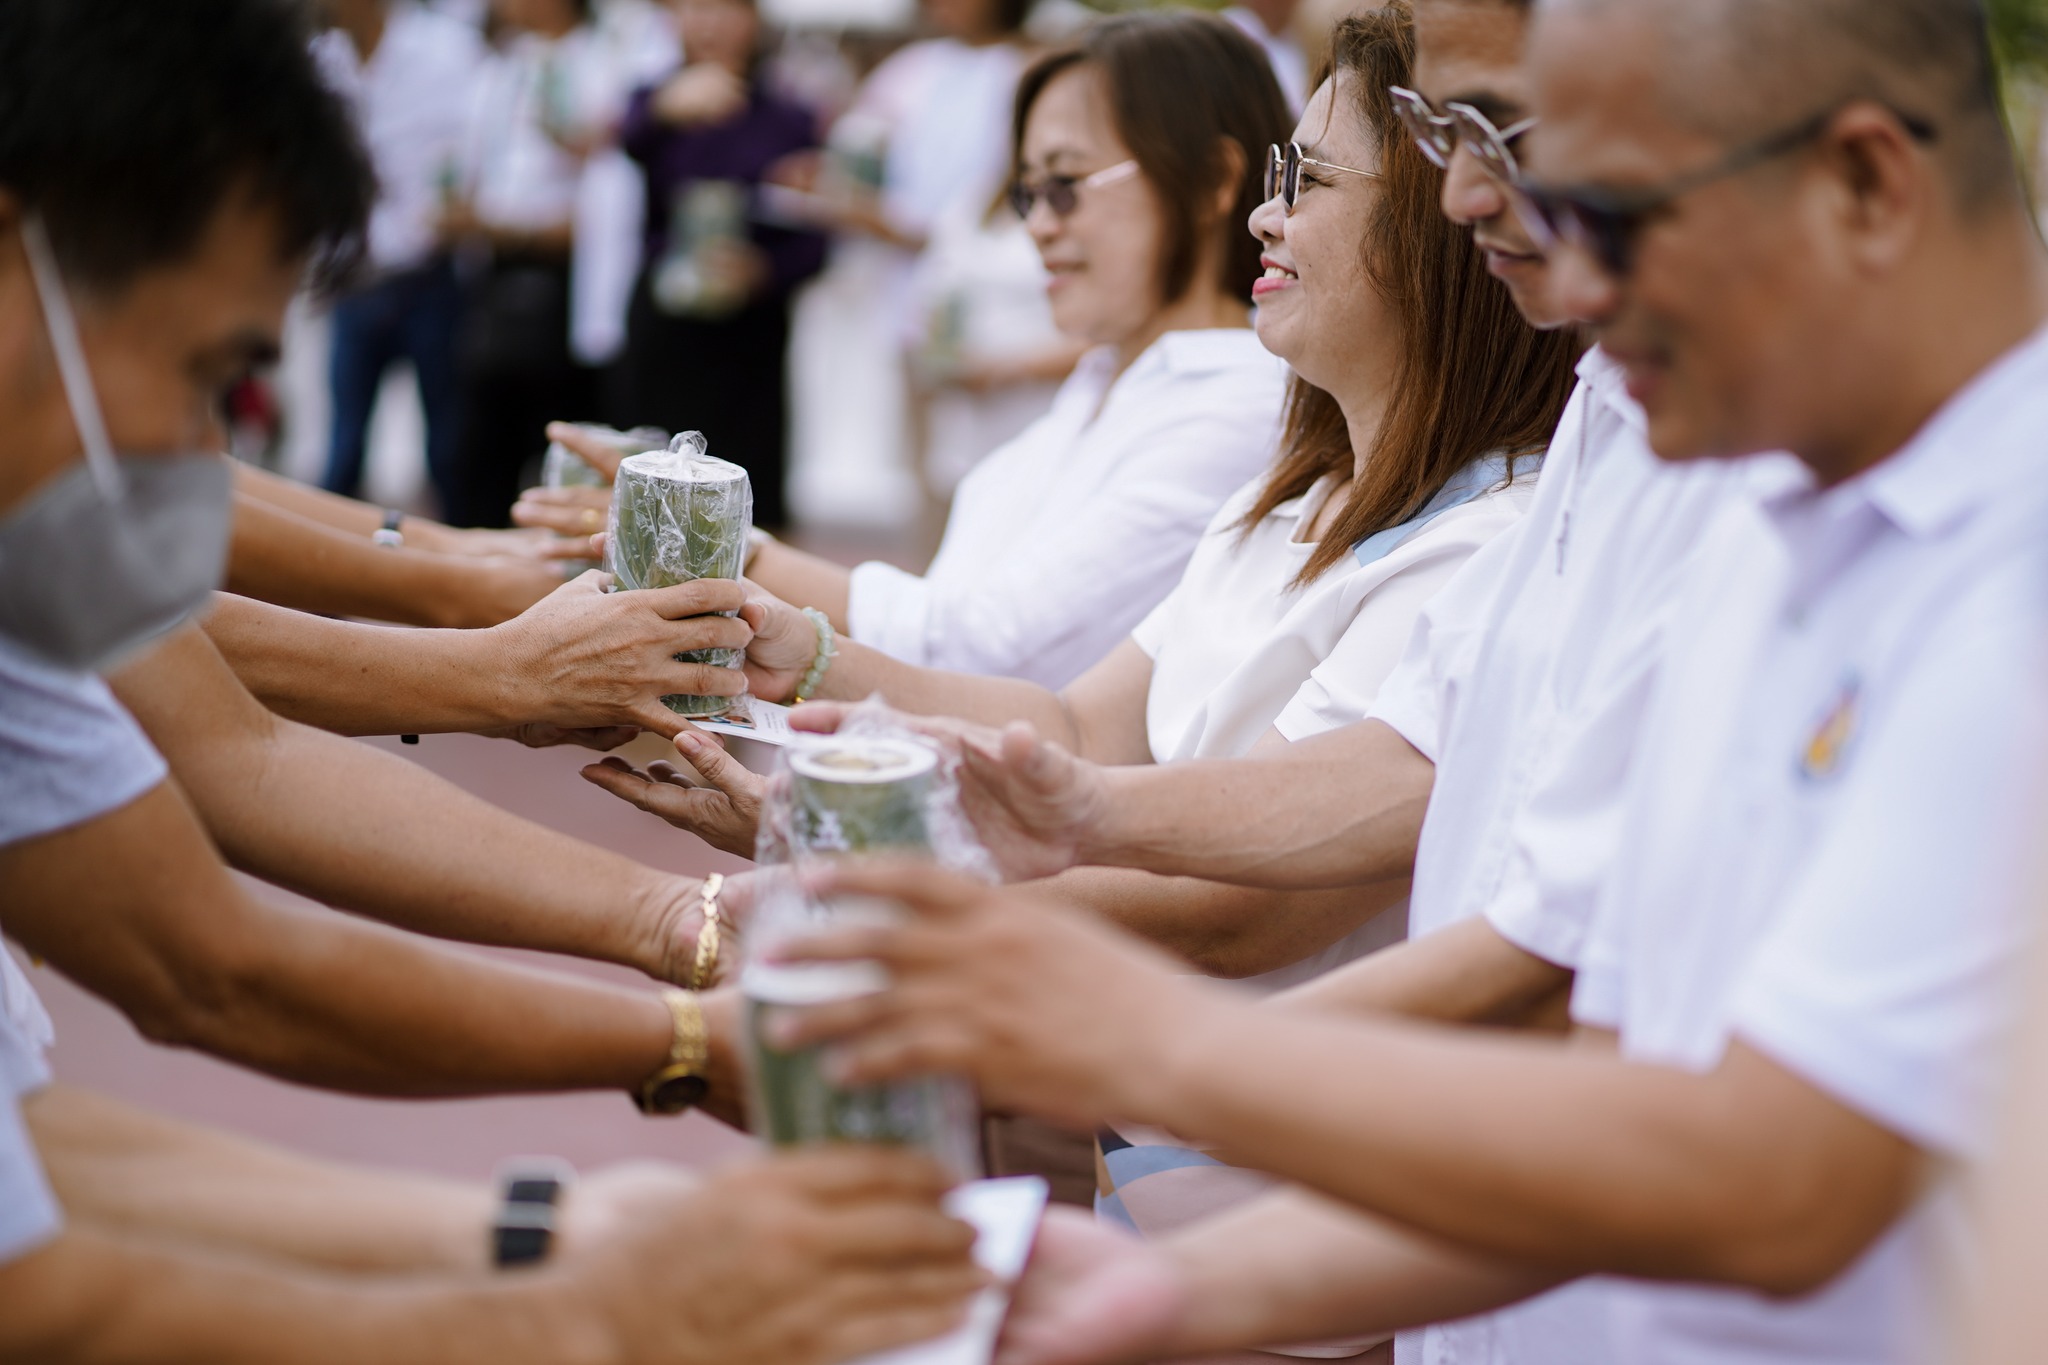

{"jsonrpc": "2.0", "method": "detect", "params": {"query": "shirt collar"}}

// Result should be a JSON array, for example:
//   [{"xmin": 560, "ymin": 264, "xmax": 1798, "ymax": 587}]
[
  {"xmin": 1576, "ymin": 345, "xmax": 1648, "ymax": 436},
  {"xmin": 1824, "ymin": 320, "xmax": 2048, "ymax": 541},
  {"xmin": 1138, "ymin": 328, "xmax": 1278, "ymax": 379}
]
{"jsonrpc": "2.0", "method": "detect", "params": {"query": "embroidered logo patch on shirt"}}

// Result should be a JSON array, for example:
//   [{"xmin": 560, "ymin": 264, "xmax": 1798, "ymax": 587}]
[{"xmin": 1799, "ymin": 676, "xmax": 1861, "ymax": 781}]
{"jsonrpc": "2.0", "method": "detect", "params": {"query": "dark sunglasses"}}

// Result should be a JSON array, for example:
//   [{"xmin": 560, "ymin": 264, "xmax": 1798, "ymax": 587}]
[
  {"xmin": 1263, "ymin": 142, "xmax": 1381, "ymax": 213},
  {"xmin": 1389, "ymin": 86, "xmax": 1537, "ymax": 184},
  {"xmin": 1007, "ymin": 159, "xmax": 1139, "ymax": 220},
  {"xmin": 1515, "ymin": 102, "xmax": 1939, "ymax": 278}
]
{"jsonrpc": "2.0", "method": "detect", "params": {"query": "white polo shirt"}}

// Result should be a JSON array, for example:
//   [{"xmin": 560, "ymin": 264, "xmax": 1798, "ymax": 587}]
[
  {"xmin": 1572, "ymin": 323, "xmax": 2048, "ymax": 1365},
  {"xmin": 847, "ymin": 330, "xmax": 1287, "ymax": 688},
  {"xmin": 1365, "ymin": 348, "xmax": 1794, "ymax": 1365}
]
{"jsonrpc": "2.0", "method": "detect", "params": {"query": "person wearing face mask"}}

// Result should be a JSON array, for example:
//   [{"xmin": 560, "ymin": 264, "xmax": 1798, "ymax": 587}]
[
  {"xmin": 0, "ymin": 5, "xmax": 983, "ymax": 1360},
  {"xmin": 736, "ymin": 13, "xmax": 1293, "ymax": 689}
]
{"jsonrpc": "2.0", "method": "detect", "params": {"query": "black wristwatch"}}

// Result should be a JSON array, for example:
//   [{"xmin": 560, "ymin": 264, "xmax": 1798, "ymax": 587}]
[{"xmin": 491, "ymin": 1159, "xmax": 572, "ymax": 1268}]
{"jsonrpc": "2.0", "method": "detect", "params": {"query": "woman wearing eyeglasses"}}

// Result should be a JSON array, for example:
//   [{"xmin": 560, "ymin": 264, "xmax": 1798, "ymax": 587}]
[
  {"xmin": 740, "ymin": 11, "xmax": 1292, "ymax": 690},
  {"xmin": 596, "ymin": 8, "xmax": 1577, "ymax": 977}
]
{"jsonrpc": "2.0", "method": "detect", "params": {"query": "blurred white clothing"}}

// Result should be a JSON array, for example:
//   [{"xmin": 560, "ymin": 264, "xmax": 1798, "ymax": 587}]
[
  {"xmin": 1225, "ymin": 6, "xmax": 1309, "ymax": 114},
  {"xmin": 464, "ymin": 30, "xmax": 597, "ymax": 233},
  {"xmin": 572, "ymin": 0, "xmax": 679, "ymax": 364},
  {"xmin": 313, "ymin": 3, "xmax": 485, "ymax": 274},
  {"xmin": 909, "ymin": 197, "xmax": 1064, "ymax": 492},
  {"xmin": 1573, "ymin": 323, "xmax": 2048, "ymax": 1365},
  {"xmin": 847, "ymin": 329, "xmax": 1287, "ymax": 687}
]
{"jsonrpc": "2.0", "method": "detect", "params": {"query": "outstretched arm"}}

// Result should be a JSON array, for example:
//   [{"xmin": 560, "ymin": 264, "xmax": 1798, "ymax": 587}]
[
  {"xmin": 109, "ymin": 624, "xmax": 712, "ymax": 983},
  {"xmin": 0, "ymin": 778, "xmax": 673, "ymax": 1097},
  {"xmin": 200, "ymin": 576, "xmax": 751, "ymax": 746},
  {"xmin": 780, "ymin": 864, "xmax": 1921, "ymax": 1297},
  {"xmin": 787, "ymin": 706, "xmax": 1434, "ymax": 888},
  {"xmin": 227, "ymin": 491, "xmax": 559, "ymax": 629}
]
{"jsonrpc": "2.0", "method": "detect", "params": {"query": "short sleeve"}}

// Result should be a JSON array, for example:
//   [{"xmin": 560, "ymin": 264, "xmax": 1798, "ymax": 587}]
[
  {"xmin": 846, "ymin": 560, "xmax": 936, "ymax": 668},
  {"xmin": 0, "ymin": 636, "xmax": 166, "ymax": 847},
  {"xmin": 0, "ymin": 1091, "xmax": 59, "ymax": 1266},
  {"xmin": 1728, "ymin": 559, "xmax": 2048, "ymax": 1158},
  {"xmin": 1358, "ymin": 499, "xmax": 1533, "ymax": 759}
]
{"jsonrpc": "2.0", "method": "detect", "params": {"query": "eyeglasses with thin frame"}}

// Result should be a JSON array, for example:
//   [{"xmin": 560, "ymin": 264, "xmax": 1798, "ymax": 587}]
[
  {"xmin": 1513, "ymin": 101, "xmax": 1939, "ymax": 279},
  {"xmin": 1389, "ymin": 86, "xmax": 1537, "ymax": 185},
  {"xmin": 1007, "ymin": 159, "xmax": 1141, "ymax": 220},
  {"xmin": 1264, "ymin": 142, "xmax": 1381, "ymax": 213}
]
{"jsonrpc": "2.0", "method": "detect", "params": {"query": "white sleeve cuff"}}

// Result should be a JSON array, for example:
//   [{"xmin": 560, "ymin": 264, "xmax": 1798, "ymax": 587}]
[
  {"xmin": 845, "ymin": 561, "xmax": 933, "ymax": 668},
  {"xmin": 0, "ymin": 1092, "xmax": 60, "ymax": 1267}
]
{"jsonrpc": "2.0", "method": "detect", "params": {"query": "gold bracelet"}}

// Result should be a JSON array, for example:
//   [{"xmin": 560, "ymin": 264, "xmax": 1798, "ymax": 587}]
[
  {"xmin": 689, "ymin": 873, "xmax": 725, "ymax": 991},
  {"xmin": 634, "ymin": 988, "xmax": 710, "ymax": 1115}
]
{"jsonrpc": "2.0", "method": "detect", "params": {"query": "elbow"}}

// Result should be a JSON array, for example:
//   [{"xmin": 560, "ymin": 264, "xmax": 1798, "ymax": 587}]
[
  {"xmin": 121, "ymin": 932, "xmax": 272, "ymax": 1062},
  {"xmin": 1666, "ymin": 1175, "xmax": 1905, "ymax": 1299}
]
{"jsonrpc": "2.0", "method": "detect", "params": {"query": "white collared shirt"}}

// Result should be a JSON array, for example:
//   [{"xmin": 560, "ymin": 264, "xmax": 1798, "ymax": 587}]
[
  {"xmin": 847, "ymin": 330, "xmax": 1288, "ymax": 687},
  {"xmin": 1368, "ymin": 348, "xmax": 1793, "ymax": 1365},
  {"xmin": 1572, "ymin": 324, "xmax": 2048, "ymax": 1365},
  {"xmin": 314, "ymin": 4, "xmax": 485, "ymax": 273}
]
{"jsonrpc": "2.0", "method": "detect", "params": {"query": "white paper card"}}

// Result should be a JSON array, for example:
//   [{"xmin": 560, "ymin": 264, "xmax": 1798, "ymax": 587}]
[
  {"xmin": 692, "ymin": 697, "xmax": 796, "ymax": 745},
  {"xmin": 847, "ymin": 1175, "xmax": 1051, "ymax": 1365}
]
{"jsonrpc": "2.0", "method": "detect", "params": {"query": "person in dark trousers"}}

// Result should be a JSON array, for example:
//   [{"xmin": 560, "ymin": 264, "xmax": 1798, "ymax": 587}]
[
  {"xmin": 316, "ymin": 0, "xmax": 483, "ymax": 512},
  {"xmin": 617, "ymin": 0, "xmax": 827, "ymax": 529}
]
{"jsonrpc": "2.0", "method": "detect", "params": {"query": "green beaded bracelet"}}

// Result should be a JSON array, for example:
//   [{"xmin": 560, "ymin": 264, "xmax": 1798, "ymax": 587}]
[{"xmin": 794, "ymin": 607, "xmax": 837, "ymax": 703}]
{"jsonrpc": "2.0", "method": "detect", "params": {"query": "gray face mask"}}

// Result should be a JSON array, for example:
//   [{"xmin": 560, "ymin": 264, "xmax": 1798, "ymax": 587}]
[{"xmin": 0, "ymin": 213, "xmax": 233, "ymax": 673}]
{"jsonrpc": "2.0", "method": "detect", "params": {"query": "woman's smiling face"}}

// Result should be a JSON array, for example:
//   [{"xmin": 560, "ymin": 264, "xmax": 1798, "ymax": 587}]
[{"xmin": 1247, "ymin": 76, "xmax": 1394, "ymax": 400}]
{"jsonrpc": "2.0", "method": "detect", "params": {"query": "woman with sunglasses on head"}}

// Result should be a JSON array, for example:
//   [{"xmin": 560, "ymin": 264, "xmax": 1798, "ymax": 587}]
[
  {"xmin": 593, "ymin": 8, "xmax": 1577, "ymax": 981},
  {"xmin": 739, "ymin": 12, "xmax": 1292, "ymax": 689}
]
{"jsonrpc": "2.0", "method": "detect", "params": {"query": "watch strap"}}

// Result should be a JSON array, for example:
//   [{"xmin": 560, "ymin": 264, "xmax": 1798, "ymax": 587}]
[
  {"xmin": 635, "ymin": 988, "xmax": 710, "ymax": 1115},
  {"xmin": 491, "ymin": 1159, "xmax": 571, "ymax": 1268}
]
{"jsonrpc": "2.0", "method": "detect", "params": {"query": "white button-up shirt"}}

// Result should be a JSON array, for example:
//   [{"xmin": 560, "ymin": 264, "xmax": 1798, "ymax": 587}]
[
  {"xmin": 847, "ymin": 329, "xmax": 1288, "ymax": 688},
  {"xmin": 1368, "ymin": 348, "xmax": 1791, "ymax": 1365},
  {"xmin": 314, "ymin": 4, "xmax": 484, "ymax": 274},
  {"xmin": 1572, "ymin": 324, "xmax": 2048, "ymax": 1365}
]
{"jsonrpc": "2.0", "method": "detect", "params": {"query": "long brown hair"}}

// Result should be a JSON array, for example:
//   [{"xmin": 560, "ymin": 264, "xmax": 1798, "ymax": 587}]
[
  {"xmin": 1240, "ymin": 6, "xmax": 1580, "ymax": 587},
  {"xmin": 1012, "ymin": 11, "xmax": 1292, "ymax": 306}
]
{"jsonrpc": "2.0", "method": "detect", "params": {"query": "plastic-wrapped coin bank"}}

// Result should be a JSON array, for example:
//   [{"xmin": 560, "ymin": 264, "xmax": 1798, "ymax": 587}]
[
  {"xmin": 744, "ymin": 720, "xmax": 988, "ymax": 1179},
  {"xmin": 603, "ymin": 433, "xmax": 751, "ymax": 717}
]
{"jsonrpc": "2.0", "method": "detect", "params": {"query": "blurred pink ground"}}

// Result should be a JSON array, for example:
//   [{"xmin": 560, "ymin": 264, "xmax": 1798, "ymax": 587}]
[{"xmin": 36, "ymin": 729, "xmax": 760, "ymax": 1182}]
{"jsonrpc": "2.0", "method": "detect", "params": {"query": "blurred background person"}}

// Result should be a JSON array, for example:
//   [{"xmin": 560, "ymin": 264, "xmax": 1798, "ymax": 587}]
[
  {"xmin": 785, "ymin": 0, "xmax": 1038, "ymax": 529},
  {"xmin": 1224, "ymin": 0, "xmax": 1308, "ymax": 114},
  {"xmin": 903, "ymin": 188, "xmax": 1082, "ymax": 516},
  {"xmin": 615, "ymin": 0, "xmax": 828, "ymax": 530},
  {"xmin": 313, "ymin": 0, "xmax": 484, "ymax": 514},
  {"xmin": 440, "ymin": 0, "xmax": 606, "ymax": 528}
]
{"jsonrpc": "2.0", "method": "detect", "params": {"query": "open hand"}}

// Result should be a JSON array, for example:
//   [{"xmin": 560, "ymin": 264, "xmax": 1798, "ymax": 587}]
[
  {"xmin": 767, "ymin": 860, "xmax": 1217, "ymax": 1129},
  {"xmin": 996, "ymin": 1209, "xmax": 1188, "ymax": 1365},
  {"xmin": 489, "ymin": 571, "xmax": 752, "ymax": 737},
  {"xmin": 582, "ymin": 726, "xmax": 767, "ymax": 859},
  {"xmin": 790, "ymin": 706, "xmax": 1108, "ymax": 882},
  {"xmin": 512, "ymin": 485, "xmax": 612, "ymax": 542}
]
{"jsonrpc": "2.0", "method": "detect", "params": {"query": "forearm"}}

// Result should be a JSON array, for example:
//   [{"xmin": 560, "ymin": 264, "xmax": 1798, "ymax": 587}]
[
  {"xmin": 226, "ymin": 493, "xmax": 494, "ymax": 628},
  {"xmin": 235, "ymin": 464, "xmax": 477, "ymax": 556},
  {"xmin": 1040, "ymin": 866, "xmax": 1409, "ymax": 980},
  {"xmin": 1271, "ymin": 916, "xmax": 1574, "ymax": 1025},
  {"xmin": 1138, "ymin": 1004, "xmax": 1900, "ymax": 1287},
  {"xmin": 747, "ymin": 540, "xmax": 852, "ymax": 632},
  {"xmin": 115, "ymin": 624, "xmax": 693, "ymax": 978},
  {"xmin": 202, "ymin": 594, "xmax": 518, "ymax": 736},
  {"xmin": 1156, "ymin": 1187, "xmax": 1561, "ymax": 1355},
  {"xmin": 29, "ymin": 1086, "xmax": 490, "ymax": 1276},
  {"xmin": 1079, "ymin": 720, "xmax": 1431, "ymax": 887},
  {"xmin": 0, "ymin": 1228, "xmax": 599, "ymax": 1365},
  {"xmin": 807, "ymin": 637, "xmax": 1080, "ymax": 746}
]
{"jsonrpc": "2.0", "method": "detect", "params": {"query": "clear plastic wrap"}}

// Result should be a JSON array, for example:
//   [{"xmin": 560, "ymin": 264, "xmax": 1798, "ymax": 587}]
[
  {"xmin": 603, "ymin": 433, "xmax": 752, "ymax": 717},
  {"xmin": 743, "ymin": 704, "xmax": 993, "ymax": 1178},
  {"xmin": 542, "ymin": 424, "xmax": 667, "ymax": 490}
]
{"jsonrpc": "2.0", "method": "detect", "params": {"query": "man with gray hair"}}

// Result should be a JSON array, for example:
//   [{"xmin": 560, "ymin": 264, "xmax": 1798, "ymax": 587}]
[{"xmin": 759, "ymin": 1, "xmax": 2048, "ymax": 1361}]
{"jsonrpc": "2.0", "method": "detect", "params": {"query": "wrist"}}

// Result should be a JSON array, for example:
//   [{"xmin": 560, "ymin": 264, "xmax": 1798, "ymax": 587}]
[
  {"xmin": 1071, "ymin": 762, "xmax": 1128, "ymax": 868},
  {"xmin": 1123, "ymin": 977, "xmax": 1231, "ymax": 1131},
  {"xmin": 454, "ymin": 621, "xmax": 542, "ymax": 733},
  {"xmin": 633, "ymin": 874, "xmax": 703, "ymax": 983}
]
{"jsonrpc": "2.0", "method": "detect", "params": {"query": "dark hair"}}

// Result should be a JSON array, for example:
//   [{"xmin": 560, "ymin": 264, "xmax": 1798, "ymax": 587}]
[
  {"xmin": 1012, "ymin": 11, "xmax": 1291, "ymax": 305},
  {"xmin": 0, "ymin": 0, "xmax": 373, "ymax": 295},
  {"xmin": 991, "ymin": 0, "xmax": 1031, "ymax": 37},
  {"xmin": 1241, "ymin": 7, "xmax": 1580, "ymax": 587}
]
